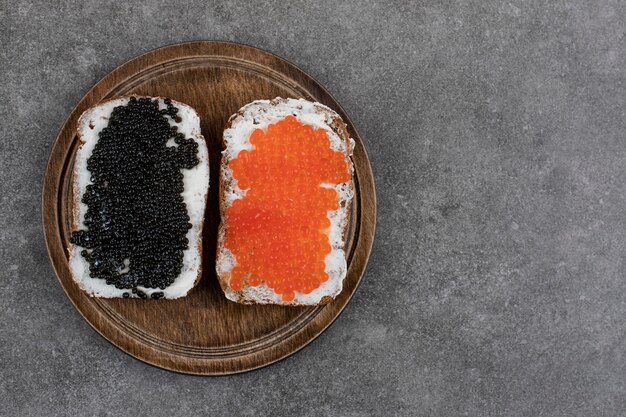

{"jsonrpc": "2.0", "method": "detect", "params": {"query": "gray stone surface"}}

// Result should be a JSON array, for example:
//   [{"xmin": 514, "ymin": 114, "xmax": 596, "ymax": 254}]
[{"xmin": 1, "ymin": 0, "xmax": 625, "ymax": 415}]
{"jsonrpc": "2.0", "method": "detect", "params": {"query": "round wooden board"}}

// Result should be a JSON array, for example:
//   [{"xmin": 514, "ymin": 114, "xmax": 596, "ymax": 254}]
[{"xmin": 42, "ymin": 41, "xmax": 376, "ymax": 375}]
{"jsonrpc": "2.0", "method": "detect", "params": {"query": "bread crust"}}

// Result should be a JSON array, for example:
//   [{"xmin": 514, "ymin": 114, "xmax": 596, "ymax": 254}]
[
  {"xmin": 68, "ymin": 96, "xmax": 208, "ymax": 298},
  {"xmin": 216, "ymin": 98, "xmax": 355, "ymax": 306}
]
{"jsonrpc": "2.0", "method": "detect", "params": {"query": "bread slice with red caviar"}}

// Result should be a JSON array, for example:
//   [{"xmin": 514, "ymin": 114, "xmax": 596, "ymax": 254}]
[
  {"xmin": 216, "ymin": 97, "xmax": 355, "ymax": 306},
  {"xmin": 68, "ymin": 96, "xmax": 209, "ymax": 299}
]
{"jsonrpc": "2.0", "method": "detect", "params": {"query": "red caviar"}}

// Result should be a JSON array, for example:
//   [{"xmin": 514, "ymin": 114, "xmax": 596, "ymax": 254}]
[{"xmin": 225, "ymin": 116, "xmax": 350, "ymax": 301}]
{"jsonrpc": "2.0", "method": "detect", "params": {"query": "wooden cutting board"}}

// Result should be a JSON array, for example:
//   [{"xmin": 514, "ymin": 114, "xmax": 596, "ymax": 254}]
[{"xmin": 42, "ymin": 41, "xmax": 376, "ymax": 375}]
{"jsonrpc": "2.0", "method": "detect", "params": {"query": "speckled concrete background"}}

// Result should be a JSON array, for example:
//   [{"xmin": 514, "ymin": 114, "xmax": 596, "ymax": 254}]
[{"xmin": 1, "ymin": 1, "xmax": 625, "ymax": 416}]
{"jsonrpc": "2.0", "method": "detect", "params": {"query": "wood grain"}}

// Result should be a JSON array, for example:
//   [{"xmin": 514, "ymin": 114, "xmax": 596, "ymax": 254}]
[{"xmin": 42, "ymin": 41, "xmax": 377, "ymax": 375}]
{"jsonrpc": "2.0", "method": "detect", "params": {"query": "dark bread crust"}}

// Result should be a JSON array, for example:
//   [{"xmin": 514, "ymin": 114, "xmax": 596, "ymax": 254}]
[
  {"xmin": 69, "ymin": 96, "xmax": 207, "ymax": 298},
  {"xmin": 216, "ymin": 98, "xmax": 355, "ymax": 306}
]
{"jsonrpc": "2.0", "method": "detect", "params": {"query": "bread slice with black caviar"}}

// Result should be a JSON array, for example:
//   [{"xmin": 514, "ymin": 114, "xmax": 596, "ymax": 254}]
[{"xmin": 68, "ymin": 96, "xmax": 209, "ymax": 299}]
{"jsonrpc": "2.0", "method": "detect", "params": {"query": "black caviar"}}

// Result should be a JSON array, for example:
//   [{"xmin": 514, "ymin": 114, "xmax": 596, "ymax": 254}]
[{"xmin": 70, "ymin": 97, "xmax": 199, "ymax": 294}]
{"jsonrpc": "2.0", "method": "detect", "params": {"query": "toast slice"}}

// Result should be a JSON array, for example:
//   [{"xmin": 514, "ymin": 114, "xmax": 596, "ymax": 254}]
[
  {"xmin": 216, "ymin": 97, "xmax": 355, "ymax": 306},
  {"xmin": 68, "ymin": 96, "xmax": 209, "ymax": 299}
]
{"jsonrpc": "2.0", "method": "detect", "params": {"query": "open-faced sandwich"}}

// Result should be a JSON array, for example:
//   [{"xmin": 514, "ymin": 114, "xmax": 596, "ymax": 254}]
[
  {"xmin": 216, "ymin": 98, "xmax": 355, "ymax": 306},
  {"xmin": 69, "ymin": 96, "xmax": 209, "ymax": 299}
]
